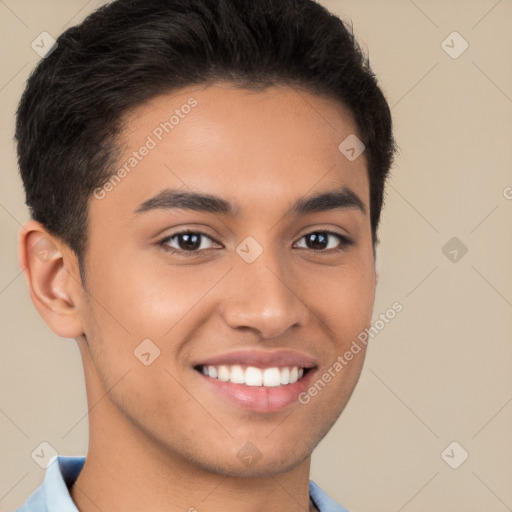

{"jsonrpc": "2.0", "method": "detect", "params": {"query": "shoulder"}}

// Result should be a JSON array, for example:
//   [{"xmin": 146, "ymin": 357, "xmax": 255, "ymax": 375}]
[
  {"xmin": 13, "ymin": 455, "xmax": 86, "ymax": 512},
  {"xmin": 309, "ymin": 480, "xmax": 352, "ymax": 512},
  {"xmin": 13, "ymin": 485, "xmax": 46, "ymax": 512}
]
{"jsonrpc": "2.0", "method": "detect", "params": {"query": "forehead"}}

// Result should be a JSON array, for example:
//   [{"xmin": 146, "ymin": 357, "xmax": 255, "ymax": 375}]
[{"xmin": 93, "ymin": 83, "xmax": 369, "ymax": 220}]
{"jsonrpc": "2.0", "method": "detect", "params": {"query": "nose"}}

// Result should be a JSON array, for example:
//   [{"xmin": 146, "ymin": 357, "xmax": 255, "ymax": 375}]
[{"xmin": 219, "ymin": 247, "xmax": 311, "ymax": 340}]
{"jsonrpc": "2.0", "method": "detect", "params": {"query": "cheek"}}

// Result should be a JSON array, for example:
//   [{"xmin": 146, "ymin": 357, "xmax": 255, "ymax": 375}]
[
  {"xmin": 79, "ymin": 250, "xmax": 228, "ymax": 373},
  {"xmin": 296, "ymin": 257, "xmax": 374, "ymax": 418},
  {"xmin": 312, "ymin": 255, "xmax": 376, "ymax": 336},
  {"xmin": 83, "ymin": 249, "xmax": 203, "ymax": 332}
]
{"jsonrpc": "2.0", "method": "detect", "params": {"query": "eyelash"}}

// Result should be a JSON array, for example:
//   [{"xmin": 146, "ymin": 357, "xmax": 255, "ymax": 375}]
[{"xmin": 159, "ymin": 229, "xmax": 354, "ymax": 257}]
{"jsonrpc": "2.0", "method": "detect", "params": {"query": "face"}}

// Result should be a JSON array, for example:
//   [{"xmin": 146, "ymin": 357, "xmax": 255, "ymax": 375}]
[{"xmin": 77, "ymin": 82, "xmax": 376, "ymax": 477}]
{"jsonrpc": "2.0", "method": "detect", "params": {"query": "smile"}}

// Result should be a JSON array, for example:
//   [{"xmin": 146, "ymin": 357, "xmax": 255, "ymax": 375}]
[
  {"xmin": 192, "ymin": 349, "xmax": 318, "ymax": 412},
  {"xmin": 197, "ymin": 364, "xmax": 308, "ymax": 387}
]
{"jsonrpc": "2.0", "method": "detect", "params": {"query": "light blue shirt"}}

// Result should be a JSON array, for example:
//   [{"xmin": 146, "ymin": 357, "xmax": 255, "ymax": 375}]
[{"xmin": 15, "ymin": 455, "xmax": 350, "ymax": 512}]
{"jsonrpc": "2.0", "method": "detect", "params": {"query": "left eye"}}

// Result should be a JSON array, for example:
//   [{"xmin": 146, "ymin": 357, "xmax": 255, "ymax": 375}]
[{"xmin": 294, "ymin": 231, "xmax": 352, "ymax": 251}]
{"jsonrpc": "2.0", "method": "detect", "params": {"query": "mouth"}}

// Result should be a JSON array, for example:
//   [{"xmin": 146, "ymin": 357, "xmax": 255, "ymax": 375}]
[
  {"xmin": 192, "ymin": 350, "xmax": 318, "ymax": 413},
  {"xmin": 195, "ymin": 364, "xmax": 312, "ymax": 387}
]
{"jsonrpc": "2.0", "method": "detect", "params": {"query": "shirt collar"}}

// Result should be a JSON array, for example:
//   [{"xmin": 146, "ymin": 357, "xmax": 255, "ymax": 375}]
[
  {"xmin": 43, "ymin": 455, "xmax": 84, "ymax": 512},
  {"xmin": 21, "ymin": 455, "xmax": 350, "ymax": 512}
]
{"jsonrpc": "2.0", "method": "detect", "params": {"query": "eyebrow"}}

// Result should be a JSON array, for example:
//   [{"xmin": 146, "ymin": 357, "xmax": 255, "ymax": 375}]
[{"xmin": 134, "ymin": 186, "xmax": 366, "ymax": 217}]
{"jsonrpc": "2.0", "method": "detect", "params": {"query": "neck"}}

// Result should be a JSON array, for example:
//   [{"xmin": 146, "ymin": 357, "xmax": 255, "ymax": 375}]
[{"xmin": 70, "ymin": 413, "xmax": 315, "ymax": 512}]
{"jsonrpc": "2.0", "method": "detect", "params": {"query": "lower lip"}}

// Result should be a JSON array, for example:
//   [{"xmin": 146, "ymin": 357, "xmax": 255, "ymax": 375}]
[{"xmin": 197, "ymin": 369, "xmax": 316, "ymax": 413}]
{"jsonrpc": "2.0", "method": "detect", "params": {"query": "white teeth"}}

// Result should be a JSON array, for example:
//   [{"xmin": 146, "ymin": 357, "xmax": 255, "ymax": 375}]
[
  {"xmin": 245, "ymin": 367, "xmax": 263, "ymax": 386},
  {"xmin": 201, "ymin": 364, "xmax": 306, "ymax": 387},
  {"xmin": 207, "ymin": 365, "xmax": 218, "ymax": 379},
  {"xmin": 217, "ymin": 365, "xmax": 230, "ymax": 382},
  {"xmin": 229, "ymin": 365, "xmax": 245, "ymax": 384},
  {"xmin": 263, "ymin": 367, "xmax": 281, "ymax": 387}
]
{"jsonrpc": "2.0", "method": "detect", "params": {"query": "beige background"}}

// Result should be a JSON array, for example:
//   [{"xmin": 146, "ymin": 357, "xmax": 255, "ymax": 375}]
[{"xmin": 1, "ymin": 1, "xmax": 511, "ymax": 511}]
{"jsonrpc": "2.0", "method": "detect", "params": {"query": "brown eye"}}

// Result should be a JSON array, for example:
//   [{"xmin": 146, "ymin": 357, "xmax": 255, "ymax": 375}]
[
  {"xmin": 160, "ymin": 231, "xmax": 219, "ymax": 254},
  {"xmin": 294, "ymin": 231, "xmax": 353, "ymax": 252}
]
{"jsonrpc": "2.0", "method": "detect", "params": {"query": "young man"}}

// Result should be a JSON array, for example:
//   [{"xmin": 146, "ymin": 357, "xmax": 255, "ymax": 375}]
[{"xmin": 15, "ymin": 0, "xmax": 395, "ymax": 510}]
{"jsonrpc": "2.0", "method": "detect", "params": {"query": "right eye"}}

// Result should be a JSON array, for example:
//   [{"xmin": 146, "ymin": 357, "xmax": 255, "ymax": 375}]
[{"xmin": 159, "ymin": 230, "xmax": 223, "ymax": 256}]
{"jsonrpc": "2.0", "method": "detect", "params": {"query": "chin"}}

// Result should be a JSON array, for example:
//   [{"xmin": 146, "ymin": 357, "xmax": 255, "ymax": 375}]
[{"xmin": 197, "ymin": 450, "xmax": 311, "ymax": 479}]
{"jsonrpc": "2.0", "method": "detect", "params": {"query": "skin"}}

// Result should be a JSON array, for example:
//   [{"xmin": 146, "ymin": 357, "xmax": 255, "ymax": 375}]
[{"xmin": 19, "ymin": 82, "xmax": 376, "ymax": 512}]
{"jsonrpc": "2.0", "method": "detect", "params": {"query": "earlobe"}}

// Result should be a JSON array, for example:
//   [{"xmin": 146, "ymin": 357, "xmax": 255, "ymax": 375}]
[{"xmin": 18, "ymin": 220, "xmax": 85, "ymax": 339}]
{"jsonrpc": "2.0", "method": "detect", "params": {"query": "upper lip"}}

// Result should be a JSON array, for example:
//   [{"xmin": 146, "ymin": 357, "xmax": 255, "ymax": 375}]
[{"xmin": 193, "ymin": 349, "xmax": 317, "ymax": 369}]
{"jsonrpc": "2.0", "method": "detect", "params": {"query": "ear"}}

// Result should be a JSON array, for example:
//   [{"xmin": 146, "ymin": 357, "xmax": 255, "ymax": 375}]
[{"xmin": 18, "ymin": 220, "xmax": 85, "ymax": 339}]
